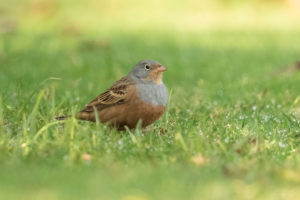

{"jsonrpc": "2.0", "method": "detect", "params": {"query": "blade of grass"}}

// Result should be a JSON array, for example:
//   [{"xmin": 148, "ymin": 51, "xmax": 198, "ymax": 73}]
[
  {"xmin": 126, "ymin": 127, "xmax": 141, "ymax": 148},
  {"xmin": 175, "ymin": 132, "xmax": 188, "ymax": 152},
  {"xmin": 33, "ymin": 121, "xmax": 63, "ymax": 142},
  {"xmin": 0, "ymin": 97, "xmax": 4, "ymax": 139},
  {"xmin": 28, "ymin": 90, "xmax": 44, "ymax": 133}
]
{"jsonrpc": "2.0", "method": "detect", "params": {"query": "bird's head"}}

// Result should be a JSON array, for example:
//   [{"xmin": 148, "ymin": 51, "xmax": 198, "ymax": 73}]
[{"xmin": 130, "ymin": 59, "xmax": 167, "ymax": 84}]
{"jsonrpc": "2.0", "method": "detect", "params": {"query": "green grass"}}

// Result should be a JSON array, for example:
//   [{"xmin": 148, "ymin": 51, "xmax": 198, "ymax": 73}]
[{"xmin": 1, "ymin": 1, "xmax": 300, "ymax": 199}]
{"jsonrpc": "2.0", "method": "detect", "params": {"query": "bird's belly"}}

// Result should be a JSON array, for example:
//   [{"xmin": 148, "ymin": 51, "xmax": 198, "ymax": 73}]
[
  {"xmin": 96, "ymin": 100, "xmax": 166, "ymax": 130},
  {"xmin": 128, "ymin": 102, "xmax": 166, "ymax": 128}
]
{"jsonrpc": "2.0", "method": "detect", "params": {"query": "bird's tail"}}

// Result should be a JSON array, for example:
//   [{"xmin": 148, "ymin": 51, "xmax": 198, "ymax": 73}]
[{"xmin": 55, "ymin": 115, "xmax": 72, "ymax": 120}]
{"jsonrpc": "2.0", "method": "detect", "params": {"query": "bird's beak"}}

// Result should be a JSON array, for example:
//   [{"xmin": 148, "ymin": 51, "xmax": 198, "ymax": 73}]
[{"xmin": 157, "ymin": 65, "xmax": 167, "ymax": 72}]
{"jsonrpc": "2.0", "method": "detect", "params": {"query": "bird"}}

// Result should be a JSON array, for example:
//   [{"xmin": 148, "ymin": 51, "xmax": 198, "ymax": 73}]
[{"xmin": 57, "ymin": 59, "xmax": 168, "ymax": 130}]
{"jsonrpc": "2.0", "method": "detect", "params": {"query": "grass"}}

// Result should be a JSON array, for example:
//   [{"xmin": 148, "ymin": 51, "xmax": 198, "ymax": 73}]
[{"xmin": 1, "ymin": 1, "xmax": 300, "ymax": 199}]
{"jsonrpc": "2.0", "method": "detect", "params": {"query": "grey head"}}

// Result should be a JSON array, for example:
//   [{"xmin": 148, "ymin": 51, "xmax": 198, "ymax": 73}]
[
  {"xmin": 130, "ymin": 59, "xmax": 167, "ymax": 84},
  {"xmin": 130, "ymin": 59, "xmax": 168, "ymax": 107}
]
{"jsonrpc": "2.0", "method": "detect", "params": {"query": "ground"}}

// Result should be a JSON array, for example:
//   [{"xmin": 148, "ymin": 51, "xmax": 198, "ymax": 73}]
[{"xmin": 0, "ymin": 1, "xmax": 300, "ymax": 199}]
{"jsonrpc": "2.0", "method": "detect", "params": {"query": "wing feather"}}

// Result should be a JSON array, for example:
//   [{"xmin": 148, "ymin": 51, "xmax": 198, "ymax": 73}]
[{"xmin": 79, "ymin": 76, "xmax": 134, "ymax": 113}]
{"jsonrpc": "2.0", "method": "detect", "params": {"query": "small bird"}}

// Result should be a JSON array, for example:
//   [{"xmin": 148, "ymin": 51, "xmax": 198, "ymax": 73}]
[{"xmin": 58, "ymin": 59, "xmax": 168, "ymax": 130}]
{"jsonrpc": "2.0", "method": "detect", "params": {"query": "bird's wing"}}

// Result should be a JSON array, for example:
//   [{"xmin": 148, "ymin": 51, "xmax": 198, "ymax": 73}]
[{"xmin": 79, "ymin": 76, "xmax": 135, "ymax": 113}]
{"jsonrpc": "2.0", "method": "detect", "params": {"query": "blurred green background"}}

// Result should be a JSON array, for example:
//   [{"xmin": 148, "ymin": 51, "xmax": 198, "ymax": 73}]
[
  {"xmin": 1, "ymin": 0, "xmax": 300, "ymax": 200},
  {"xmin": 1, "ymin": 0, "xmax": 300, "ymax": 98}
]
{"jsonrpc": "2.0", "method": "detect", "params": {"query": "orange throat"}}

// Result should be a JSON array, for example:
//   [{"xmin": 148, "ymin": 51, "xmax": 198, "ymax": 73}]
[
  {"xmin": 145, "ymin": 70, "xmax": 164, "ymax": 84},
  {"xmin": 154, "ymin": 72, "xmax": 163, "ymax": 84}
]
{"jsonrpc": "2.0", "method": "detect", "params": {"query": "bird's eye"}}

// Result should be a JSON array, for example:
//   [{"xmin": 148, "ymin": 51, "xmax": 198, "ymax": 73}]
[{"xmin": 145, "ymin": 65, "xmax": 150, "ymax": 70}]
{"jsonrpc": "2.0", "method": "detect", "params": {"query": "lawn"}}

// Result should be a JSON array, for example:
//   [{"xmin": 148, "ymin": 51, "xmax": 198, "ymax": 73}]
[{"xmin": 0, "ymin": 1, "xmax": 300, "ymax": 199}]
